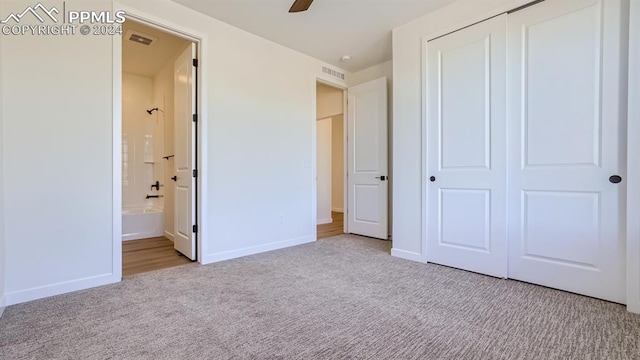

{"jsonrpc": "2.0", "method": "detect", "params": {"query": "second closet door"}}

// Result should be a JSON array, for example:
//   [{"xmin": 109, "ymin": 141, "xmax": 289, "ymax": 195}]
[{"xmin": 507, "ymin": 0, "xmax": 626, "ymax": 303}]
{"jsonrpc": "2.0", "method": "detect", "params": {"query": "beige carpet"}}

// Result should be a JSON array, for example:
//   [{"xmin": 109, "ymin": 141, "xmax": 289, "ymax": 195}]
[{"xmin": 1, "ymin": 235, "xmax": 639, "ymax": 359}]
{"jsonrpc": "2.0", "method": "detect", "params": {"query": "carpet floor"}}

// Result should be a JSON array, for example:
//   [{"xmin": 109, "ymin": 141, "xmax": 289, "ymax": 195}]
[{"xmin": 1, "ymin": 235, "xmax": 639, "ymax": 359}]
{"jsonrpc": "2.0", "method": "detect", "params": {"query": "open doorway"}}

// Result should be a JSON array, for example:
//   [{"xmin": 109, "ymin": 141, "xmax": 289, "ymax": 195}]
[
  {"xmin": 315, "ymin": 77, "xmax": 389, "ymax": 241},
  {"xmin": 121, "ymin": 19, "xmax": 199, "ymax": 276},
  {"xmin": 316, "ymin": 82, "xmax": 346, "ymax": 239}
]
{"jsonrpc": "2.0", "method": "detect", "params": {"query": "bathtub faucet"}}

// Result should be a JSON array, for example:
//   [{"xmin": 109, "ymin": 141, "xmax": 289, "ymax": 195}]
[{"xmin": 151, "ymin": 181, "xmax": 160, "ymax": 191}]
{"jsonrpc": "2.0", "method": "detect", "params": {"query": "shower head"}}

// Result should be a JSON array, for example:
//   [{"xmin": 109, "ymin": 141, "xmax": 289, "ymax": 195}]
[{"xmin": 146, "ymin": 107, "xmax": 158, "ymax": 115}]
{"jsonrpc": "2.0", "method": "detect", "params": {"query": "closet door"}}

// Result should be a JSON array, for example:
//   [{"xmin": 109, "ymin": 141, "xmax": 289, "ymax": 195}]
[
  {"xmin": 507, "ymin": 0, "xmax": 626, "ymax": 303},
  {"xmin": 426, "ymin": 15, "xmax": 508, "ymax": 278}
]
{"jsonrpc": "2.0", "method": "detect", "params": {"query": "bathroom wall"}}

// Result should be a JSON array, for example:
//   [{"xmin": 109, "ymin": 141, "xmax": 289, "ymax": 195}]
[
  {"xmin": 152, "ymin": 42, "xmax": 191, "ymax": 240},
  {"xmin": 122, "ymin": 73, "xmax": 162, "ymax": 209}
]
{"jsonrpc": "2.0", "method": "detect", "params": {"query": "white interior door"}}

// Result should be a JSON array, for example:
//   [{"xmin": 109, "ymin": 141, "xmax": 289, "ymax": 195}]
[
  {"xmin": 173, "ymin": 43, "xmax": 197, "ymax": 260},
  {"xmin": 507, "ymin": 0, "xmax": 626, "ymax": 303},
  {"xmin": 347, "ymin": 77, "xmax": 388, "ymax": 239},
  {"xmin": 426, "ymin": 15, "xmax": 508, "ymax": 278}
]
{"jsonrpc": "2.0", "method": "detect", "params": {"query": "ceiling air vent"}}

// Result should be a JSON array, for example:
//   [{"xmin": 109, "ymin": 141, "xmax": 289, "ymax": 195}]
[
  {"xmin": 322, "ymin": 66, "xmax": 345, "ymax": 80},
  {"xmin": 125, "ymin": 30, "xmax": 157, "ymax": 46}
]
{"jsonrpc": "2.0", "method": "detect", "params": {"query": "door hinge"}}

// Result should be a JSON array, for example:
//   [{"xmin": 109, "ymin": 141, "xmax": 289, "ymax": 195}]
[
  {"xmin": 193, "ymin": 169, "xmax": 198, "ymax": 178},
  {"xmin": 192, "ymin": 224, "xmax": 198, "ymax": 233},
  {"xmin": 193, "ymin": 114, "xmax": 197, "ymax": 123},
  {"xmin": 193, "ymin": 58, "xmax": 198, "ymax": 67}
]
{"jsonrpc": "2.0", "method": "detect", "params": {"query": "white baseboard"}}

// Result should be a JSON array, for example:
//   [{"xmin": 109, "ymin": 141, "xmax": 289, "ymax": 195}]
[
  {"xmin": 391, "ymin": 248, "xmax": 424, "ymax": 263},
  {"xmin": 331, "ymin": 208, "xmax": 344, "ymax": 213},
  {"xmin": 202, "ymin": 235, "xmax": 315, "ymax": 264},
  {"xmin": 164, "ymin": 231, "xmax": 175, "ymax": 242},
  {"xmin": 317, "ymin": 218, "xmax": 333, "ymax": 225},
  {"xmin": 0, "ymin": 306, "xmax": 4, "ymax": 319},
  {"xmin": 5, "ymin": 273, "xmax": 120, "ymax": 306}
]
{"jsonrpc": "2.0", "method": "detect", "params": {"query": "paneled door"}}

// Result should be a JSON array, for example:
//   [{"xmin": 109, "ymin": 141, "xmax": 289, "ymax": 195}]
[
  {"xmin": 174, "ymin": 43, "xmax": 197, "ymax": 260},
  {"xmin": 507, "ymin": 0, "xmax": 626, "ymax": 303},
  {"xmin": 347, "ymin": 77, "xmax": 388, "ymax": 239},
  {"xmin": 426, "ymin": 15, "xmax": 508, "ymax": 278}
]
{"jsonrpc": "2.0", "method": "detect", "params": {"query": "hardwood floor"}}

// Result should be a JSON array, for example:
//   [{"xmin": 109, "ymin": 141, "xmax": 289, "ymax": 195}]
[
  {"xmin": 123, "ymin": 237, "xmax": 193, "ymax": 277},
  {"xmin": 123, "ymin": 213, "xmax": 344, "ymax": 276},
  {"xmin": 317, "ymin": 211, "xmax": 344, "ymax": 239}
]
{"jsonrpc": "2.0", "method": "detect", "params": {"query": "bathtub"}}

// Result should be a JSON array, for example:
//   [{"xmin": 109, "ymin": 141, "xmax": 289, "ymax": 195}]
[{"xmin": 122, "ymin": 207, "xmax": 164, "ymax": 241}]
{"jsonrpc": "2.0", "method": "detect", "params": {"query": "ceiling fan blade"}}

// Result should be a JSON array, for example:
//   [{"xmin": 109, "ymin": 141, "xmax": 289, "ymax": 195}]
[{"xmin": 289, "ymin": 0, "xmax": 314, "ymax": 13}]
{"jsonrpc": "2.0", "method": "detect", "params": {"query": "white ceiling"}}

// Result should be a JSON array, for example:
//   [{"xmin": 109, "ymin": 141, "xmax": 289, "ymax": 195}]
[
  {"xmin": 123, "ymin": 20, "xmax": 191, "ymax": 78},
  {"xmin": 170, "ymin": 0, "xmax": 457, "ymax": 72}
]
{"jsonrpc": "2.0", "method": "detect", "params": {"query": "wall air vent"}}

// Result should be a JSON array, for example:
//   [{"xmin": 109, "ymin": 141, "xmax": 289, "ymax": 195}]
[
  {"xmin": 322, "ymin": 66, "xmax": 345, "ymax": 80},
  {"xmin": 125, "ymin": 30, "xmax": 157, "ymax": 46}
]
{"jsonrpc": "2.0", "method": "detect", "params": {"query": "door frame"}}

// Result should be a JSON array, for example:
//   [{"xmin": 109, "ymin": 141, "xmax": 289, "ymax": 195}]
[
  {"xmin": 311, "ymin": 77, "xmax": 348, "ymax": 237},
  {"xmin": 420, "ymin": 0, "xmax": 639, "ymax": 312},
  {"xmin": 626, "ymin": 0, "xmax": 640, "ymax": 313},
  {"xmin": 113, "ymin": 3, "xmax": 208, "ymax": 278}
]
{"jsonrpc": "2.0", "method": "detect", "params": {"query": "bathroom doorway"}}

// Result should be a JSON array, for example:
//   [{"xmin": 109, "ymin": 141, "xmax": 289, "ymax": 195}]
[{"xmin": 121, "ymin": 19, "xmax": 198, "ymax": 276}]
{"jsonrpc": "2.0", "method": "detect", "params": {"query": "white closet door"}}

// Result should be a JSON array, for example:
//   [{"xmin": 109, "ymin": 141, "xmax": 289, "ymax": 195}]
[
  {"xmin": 426, "ymin": 15, "xmax": 508, "ymax": 278},
  {"xmin": 507, "ymin": 0, "xmax": 626, "ymax": 303}
]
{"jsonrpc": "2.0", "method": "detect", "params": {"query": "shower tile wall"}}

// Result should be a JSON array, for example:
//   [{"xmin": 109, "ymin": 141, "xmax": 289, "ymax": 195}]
[{"xmin": 122, "ymin": 72, "xmax": 164, "ymax": 209}]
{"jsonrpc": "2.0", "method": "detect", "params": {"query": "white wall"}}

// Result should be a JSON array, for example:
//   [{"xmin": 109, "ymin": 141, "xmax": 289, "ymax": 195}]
[
  {"xmin": 350, "ymin": 60, "xmax": 392, "ymax": 87},
  {"xmin": 331, "ymin": 114, "xmax": 344, "ymax": 212},
  {"xmin": 122, "ymin": 73, "xmax": 158, "ymax": 209},
  {"xmin": 2, "ymin": 0, "xmax": 116, "ymax": 304},
  {"xmin": 317, "ymin": 117, "xmax": 333, "ymax": 224},
  {"xmin": 0, "ymin": 0, "xmax": 349, "ymax": 305},
  {"xmin": 391, "ymin": 0, "xmax": 534, "ymax": 259},
  {"xmin": 627, "ymin": 0, "xmax": 640, "ymax": 313}
]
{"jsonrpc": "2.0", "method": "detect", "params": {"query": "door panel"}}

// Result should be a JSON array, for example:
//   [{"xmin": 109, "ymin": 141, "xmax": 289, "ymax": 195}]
[
  {"xmin": 507, "ymin": 0, "xmax": 625, "ymax": 303},
  {"xmin": 439, "ymin": 189, "xmax": 491, "ymax": 252},
  {"xmin": 440, "ymin": 39, "xmax": 491, "ymax": 170},
  {"xmin": 174, "ymin": 43, "xmax": 196, "ymax": 260},
  {"xmin": 522, "ymin": 191, "xmax": 600, "ymax": 267},
  {"xmin": 523, "ymin": 4, "xmax": 601, "ymax": 167},
  {"xmin": 426, "ymin": 14, "xmax": 508, "ymax": 278},
  {"xmin": 347, "ymin": 77, "xmax": 388, "ymax": 239}
]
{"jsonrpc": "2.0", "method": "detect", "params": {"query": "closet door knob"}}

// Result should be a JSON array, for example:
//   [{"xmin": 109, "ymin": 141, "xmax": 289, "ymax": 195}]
[
  {"xmin": 171, "ymin": 176, "xmax": 178, "ymax": 182},
  {"xmin": 609, "ymin": 175, "xmax": 622, "ymax": 184},
  {"xmin": 430, "ymin": 176, "xmax": 436, "ymax": 182}
]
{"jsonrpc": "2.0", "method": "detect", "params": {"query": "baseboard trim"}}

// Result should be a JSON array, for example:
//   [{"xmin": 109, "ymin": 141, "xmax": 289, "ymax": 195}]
[
  {"xmin": 4, "ymin": 273, "xmax": 120, "ymax": 306},
  {"xmin": 331, "ymin": 208, "xmax": 344, "ymax": 213},
  {"xmin": 202, "ymin": 235, "xmax": 315, "ymax": 264},
  {"xmin": 164, "ymin": 231, "xmax": 175, "ymax": 242},
  {"xmin": 391, "ymin": 248, "xmax": 424, "ymax": 263},
  {"xmin": 0, "ymin": 306, "xmax": 4, "ymax": 319},
  {"xmin": 317, "ymin": 218, "xmax": 333, "ymax": 225}
]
